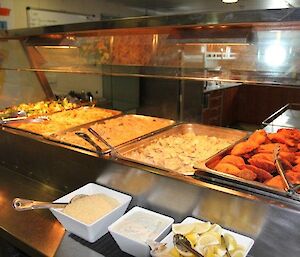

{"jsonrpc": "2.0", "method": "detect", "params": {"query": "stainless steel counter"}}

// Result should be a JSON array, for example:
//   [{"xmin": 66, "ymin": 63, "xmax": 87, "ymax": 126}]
[{"xmin": 1, "ymin": 128, "xmax": 300, "ymax": 257}]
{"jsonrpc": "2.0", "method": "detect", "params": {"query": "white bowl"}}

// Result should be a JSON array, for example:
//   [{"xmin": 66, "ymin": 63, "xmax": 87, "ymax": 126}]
[
  {"xmin": 50, "ymin": 183, "xmax": 132, "ymax": 243},
  {"xmin": 108, "ymin": 206, "xmax": 174, "ymax": 257}
]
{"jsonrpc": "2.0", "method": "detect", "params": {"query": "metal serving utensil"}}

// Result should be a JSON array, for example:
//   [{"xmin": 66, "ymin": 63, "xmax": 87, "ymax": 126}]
[
  {"xmin": 273, "ymin": 146, "xmax": 300, "ymax": 198},
  {"xmin": 273, "ymin": 145, "xmax": 293, "ymax": 193},
  {"xmin": 173, "ymin": 234, "xmax": 204, "ymax": 257},
  {"xmin": 12, "ymin": 194, "xmax": 86, "ymax": 211},
  {"xmin": 1, "ymin": 115, "xmax": 49, "ymax": 124},
  {"xmin": 88, "ymin": 127, "xmax": 119, "ymax": 157},
  {"xmin": 75, "ymin": 131, "xmax": 103, "ymax": 155}
]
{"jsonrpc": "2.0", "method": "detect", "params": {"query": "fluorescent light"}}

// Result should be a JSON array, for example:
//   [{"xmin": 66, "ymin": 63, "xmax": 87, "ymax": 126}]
[{"xmin": 222, "ymin": 0, "xmax": 238, "ymax": 3}]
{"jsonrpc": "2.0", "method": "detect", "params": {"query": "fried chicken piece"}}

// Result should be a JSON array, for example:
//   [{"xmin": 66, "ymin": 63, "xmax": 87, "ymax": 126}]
[
  {"xmin": 251, "ymin": 153, "xmax": 293, "ymax": 170},
  {"xmin": 214, "ymin": 163, "xmax": 241, "ymax": 176},
  {"xmin": 264, "ymin": 175, "xmax": 285, "ymax": 190},
  {"xmin": 248, "ymin": 157, "xmax": 276, "ymax": 173},
  {"xmin": 268, "ymin": 133, "xmax": 295, "ymax": 147},
  {"xmin": 219, "ymin": 155, "xmax": 245, "ymax": 169},
  {"xmin": 248, "ymin": 129, "xmax": 267, "ymax": 145},
  {"xmin": 277, "ymin": 128, "xmax": 300, "ymax": 142},
  {"xmin": 257, "ymin": 143, "xmax": 291, "ymax": 153},
  {"xmin": 292, "ymin": 164, "xmax": 300, "ymax": 173},
  {"xmin": 243, "ymin": 164, "xmax": 273, "ymax": 182},
  {"xmin": 231, "ymin": 141, "xmax": 258, "ymax": 156},
  {"xmin": 238, "ymin": 168, "xmax": 257, "ymax": 181},
  {"xmin": 251, "ymin": 153, "xmax": 273, "ymax": 162},
  {"xmin": 214, "ymin": 162, "xmax": 256, "ymax": 181},
  {"xmin": 242, "ymin": 152, "xmax": 255, "ymax": 159},
  {"xmin": 286, "ymin": 171, "xmax": 300, "ymax": 184},
  {"xmin": 280, "ymin": 151, "xmax": 296, "ymax": 164},
  {"xmin": 295, "ymin": 156, "xmax": 300, "ymax": 165}
]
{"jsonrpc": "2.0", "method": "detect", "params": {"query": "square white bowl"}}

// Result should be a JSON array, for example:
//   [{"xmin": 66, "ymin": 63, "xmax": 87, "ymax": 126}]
[
  {"xmin": 108, "ymin": 206, "xmax": 174, "ymax": 257},
  {"xmin": 50, "ymin": 183, "xmax": 132, "ymax": 243},
  {"xmin": 161, "ymin": 217, "xmax": 254, "ymax": 257}
]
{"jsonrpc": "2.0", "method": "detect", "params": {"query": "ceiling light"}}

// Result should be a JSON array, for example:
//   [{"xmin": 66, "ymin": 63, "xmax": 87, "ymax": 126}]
[{"xmin": 222, "ymin": 0, "xmax": 239, "ymax": 3}]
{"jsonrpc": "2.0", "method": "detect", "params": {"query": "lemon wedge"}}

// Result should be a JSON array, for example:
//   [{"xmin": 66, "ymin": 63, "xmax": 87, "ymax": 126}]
[
  {"xmin": 205, "ymin": 245, "xmax": 225, "ymax": 257},
  {"xmin": 168, "ymin": 247, "xmax": 181, "ymax": 257},
  {"xmin": 185, "ymin": 233, "xmax": 198, "ymax": 247},
  {"xmin": 209, "ymin": 224, "xmax": 223, "ymax": 234},
  {"xmin": 230, "ymin": 248, "xmax": 245, "ymax": 257},
  {"xmin": 223, "ymin": 233, "xmax": 238, "ymax": 252},
  {"xmin": 197, "ymin": 231, "xmax": 221, "ymax": 248},
  {"xmin": 193, "ymin": 222, "xmax": 211, "ymax": 234},
  {"xmin": 172, "ymin": 223, "xmax": 195, "ymax": 235}
]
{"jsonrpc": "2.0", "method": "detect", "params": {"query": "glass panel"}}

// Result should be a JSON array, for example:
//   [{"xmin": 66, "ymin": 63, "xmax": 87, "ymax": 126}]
[
  {"xmin": 0, "ymin": 70, "xmax": 46, "ymax": 109},
  {"xmin": 16, "ymin": 23, "xmax": 299, "ymax": 86},
  {"xmin": 0, "ymin": 40, "xmax": 32, "ymax": 70},
  {"xmin": 2, "ymin": 21, "xmax": 300, "ymax": 86}
]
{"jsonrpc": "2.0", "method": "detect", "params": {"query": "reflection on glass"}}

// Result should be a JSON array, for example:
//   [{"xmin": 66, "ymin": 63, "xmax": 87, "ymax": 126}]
[{"xmin": 264, "ymin": 44, "xmax": 287, "ymax": 67}]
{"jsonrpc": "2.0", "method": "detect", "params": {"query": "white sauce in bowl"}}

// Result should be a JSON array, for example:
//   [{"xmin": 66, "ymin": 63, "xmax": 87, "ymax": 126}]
[{"xmin": 113, "ymin": 211, "xmax": 169, "ymax": 242}]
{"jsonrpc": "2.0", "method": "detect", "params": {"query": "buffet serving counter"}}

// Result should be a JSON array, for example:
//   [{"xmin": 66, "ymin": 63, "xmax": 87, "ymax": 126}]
[
  {"xmin": 1, "ymin": 125, "xmax": 300, "ymax": 257},
  {"xmin": 1, "ymin": 7, "xmax": 300, "ymax": 257}
]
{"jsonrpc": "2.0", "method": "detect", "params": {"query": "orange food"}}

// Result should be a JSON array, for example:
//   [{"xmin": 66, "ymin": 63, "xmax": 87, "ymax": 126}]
[
  {"xmin": 238, "ymin": 168, "xmax": 257, "ymax": 181},
  {"xmin": 243, "ymin": 164, "xmax": 273, "ymax": 182},
  {"xmin": 251, "ymin": 153, "xmax": 273, "ymax": 162},
  {"xmin": 286, "ymin": 171, "xmax": 300, "ymax": 184},
  {"xmin": 231, "ymin": 141, "xmax": 258, "ymax": 156},
  {"xmin": 214, "ymin": 163, "xmax": 256, "ymax": 181},
  {"xmin": 213, "ymin": 128, "xmax": 300, "ymax": 189},
  {"xmin": 292, "ymin": 164, "xmax": 300, "ymax": 173},
  {"xmin": 264, "ymin": 175, "xmax": 285, "ymax": 190},
  {"xmin": 257, "ymin": 143, "xmax": 291, "ymax": 153},
  {"xmin": 248, "ymin": 129, "xmax": 267, "ymax": 145},
  {"xmin": 248, "ymin": 157, "xmax": 276, "ymax": 173},
  {"xmin": 214, "ymin": 163, "xmax": 241, "ymax": 176},
  {"xmin": 219, "ymin": 155, "xmax": 245, "ymax": 169},
  {"xmin": 268, "ymin": 133, "xmax": 295, "ymax": 147}
]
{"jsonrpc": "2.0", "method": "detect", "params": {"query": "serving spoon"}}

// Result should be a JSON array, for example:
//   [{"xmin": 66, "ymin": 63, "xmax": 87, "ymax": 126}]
[{"xmin": 12, "ymin": 194, "xmax": 86, "ymax": 211}]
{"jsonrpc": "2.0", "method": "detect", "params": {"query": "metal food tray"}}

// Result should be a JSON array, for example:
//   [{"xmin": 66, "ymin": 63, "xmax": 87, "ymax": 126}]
[
  {"xmin": 46, "ymin": 114, "xmax": 176, "ymax": 155},
  {"xmin": 262, "ymin": 103, "xmax": 300, "ymax": 132},
  {"xmin": 116, "ymin": 123, "xmax": 248, "ymax": 176},
  {"xmin": 2, "ymin": 107, "xmax": 122, "ymax": 137},
  {"xmin": 0, "ymin": 101, "xmax": 84, "ymax": 123},
  {"xmin": 195, "ymin": 143, "xmax": 300, "ymax": 201}
]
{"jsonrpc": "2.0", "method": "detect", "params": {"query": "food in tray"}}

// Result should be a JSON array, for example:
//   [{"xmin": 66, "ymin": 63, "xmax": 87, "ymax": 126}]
[
  {"xmin": 125, "ymin": 132, "xmax": 235, "ymax": 174},
  {"xmin": 9, "ymin": 107, "xmax": 118, "ymax": 136},
  {"xmin": 63, "ymin": 193, "xmax": 120, "ymax": 224},
  {"xmin": 211, "ymin": 128, "xmax": 300, "ymax": 190},
  {"xmin": 0, "ymin": 98, "xmax": 77, "ymax": 119},
  {"xmin": 152, "ymin": 217, "xmax": 253, "ymax": 257},
  {"xmin": 53, "ymin": 115, "xmax": 173, "ymax": 151}
]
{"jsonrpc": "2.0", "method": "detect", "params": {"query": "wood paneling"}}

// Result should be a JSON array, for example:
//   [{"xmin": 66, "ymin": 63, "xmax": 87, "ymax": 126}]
[{"xmin": 237, "ymin": 85, "xmax": 300, "ymax": 125}]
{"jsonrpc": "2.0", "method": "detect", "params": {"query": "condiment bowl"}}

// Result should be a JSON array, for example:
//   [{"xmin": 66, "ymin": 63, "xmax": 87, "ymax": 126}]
[
  {"xmin": 108, "ymin": 206, "xmax": 174, "ymax": 257},
  {"xmin": 50, "ymin": 183, "xmax": 132, "ymax": 243}
]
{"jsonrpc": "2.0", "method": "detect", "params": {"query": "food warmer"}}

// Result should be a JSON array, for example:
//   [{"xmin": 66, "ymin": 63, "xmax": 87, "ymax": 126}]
[{"xmin": 1, "ymin": 8, "xmax": 300, "ymax": 257}]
